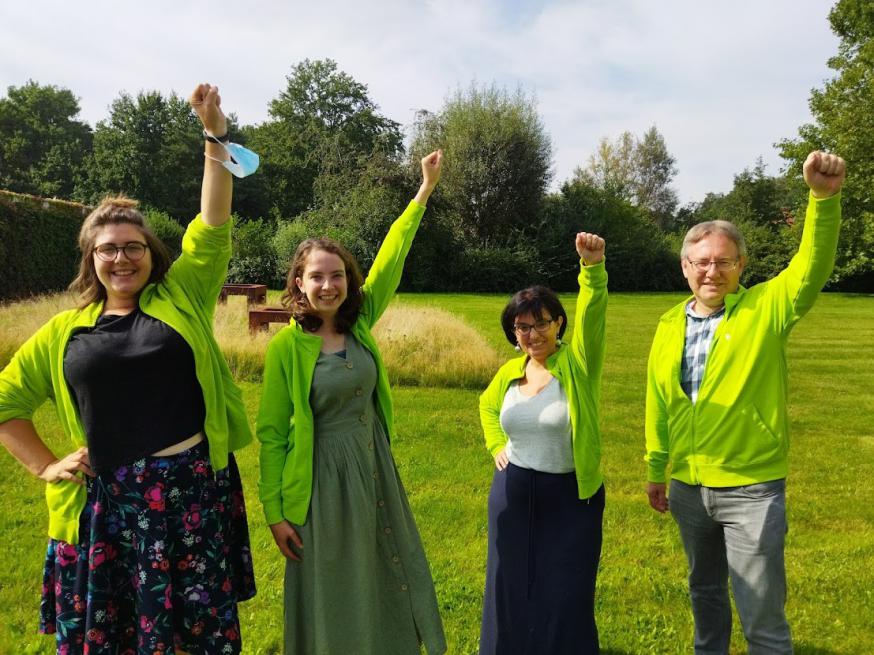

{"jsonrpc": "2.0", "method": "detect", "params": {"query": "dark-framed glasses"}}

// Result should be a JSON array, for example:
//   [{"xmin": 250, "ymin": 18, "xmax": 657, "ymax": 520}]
[
  {"xmin": 93, "ymin": 242, "xmax": 149, "ymax": 262},
  {"xmin": 514, "ymin": 319, "xmax": 554, "ymax": 335},
  {"xmin": 686, "ymin": 258, "xmax": 739, "ymax": 273}
]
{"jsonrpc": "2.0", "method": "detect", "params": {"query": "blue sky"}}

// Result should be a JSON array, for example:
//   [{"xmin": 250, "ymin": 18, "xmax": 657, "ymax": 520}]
[{"xmin": 0, "ymin": 0, "xmax": 839, "ymax": 204}]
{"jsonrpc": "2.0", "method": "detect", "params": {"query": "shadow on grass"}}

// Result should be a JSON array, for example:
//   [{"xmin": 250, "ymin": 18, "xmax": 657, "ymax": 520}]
[{"xmin": 795, "ymin": 646, "xmax": 842, "ymax": 655}]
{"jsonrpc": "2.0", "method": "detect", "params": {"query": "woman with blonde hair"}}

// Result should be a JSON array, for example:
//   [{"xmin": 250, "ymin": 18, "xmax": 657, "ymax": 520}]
[{"xmin": 0, "ymin": 83, "xmax": 256, "ymax": 654}]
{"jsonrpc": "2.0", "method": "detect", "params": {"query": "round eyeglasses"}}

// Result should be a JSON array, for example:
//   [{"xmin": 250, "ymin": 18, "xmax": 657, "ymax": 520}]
[
  {"xmin": 93, "ymin": 242, "xmax": 149, "ymax": 262},
  {"xmin": 513, "ymin": 319, "xmax": 554, "ymax": 335}
]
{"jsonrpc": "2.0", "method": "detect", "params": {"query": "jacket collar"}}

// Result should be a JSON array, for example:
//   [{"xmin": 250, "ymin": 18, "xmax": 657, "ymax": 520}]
[{"xmin": 662, "ymin": 285, "xmax": 748, "ymax": 323}]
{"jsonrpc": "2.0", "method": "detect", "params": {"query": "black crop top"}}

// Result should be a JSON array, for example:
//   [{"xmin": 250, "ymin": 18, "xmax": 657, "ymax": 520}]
[{"xmin": 63, "ymin": 309, "xmax": 206, "ymax": 472}]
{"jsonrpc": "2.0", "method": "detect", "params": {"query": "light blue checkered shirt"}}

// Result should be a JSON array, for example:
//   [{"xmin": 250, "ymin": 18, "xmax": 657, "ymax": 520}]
[{"xmin": 681, "ymin": 302, "xmax": 725, "ymax": 404}]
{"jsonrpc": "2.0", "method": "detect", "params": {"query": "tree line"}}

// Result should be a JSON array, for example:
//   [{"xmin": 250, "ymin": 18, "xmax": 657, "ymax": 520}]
[{"xmin": 1, "ymin": 0, "xmax": 871, "ymax": 292}]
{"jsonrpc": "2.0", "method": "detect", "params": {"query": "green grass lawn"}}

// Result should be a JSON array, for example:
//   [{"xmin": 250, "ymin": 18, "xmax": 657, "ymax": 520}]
[{"xmin": 0, "ymin": 292, "xmax": 872, "ymax": 653}]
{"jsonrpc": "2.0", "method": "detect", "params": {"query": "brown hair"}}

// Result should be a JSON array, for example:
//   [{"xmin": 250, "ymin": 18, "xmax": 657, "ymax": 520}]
[
  {"xmin": 281, "ymin": 237, "xmax": 364, "ymax": 333},
  {"xmin": 68, "ymin": 196, "xmax": 172, "ymax": 308}
]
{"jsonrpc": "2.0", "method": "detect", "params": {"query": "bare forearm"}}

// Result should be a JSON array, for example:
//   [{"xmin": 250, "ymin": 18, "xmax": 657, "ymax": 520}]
[
  {"xmin": 0, "ymin": 418, "xmax": 56, "ymax": 477},
  {"xmin": 413, "ymin": 182, "xmax": 436, "ymax": 207},
  {"xmin": 200, "ymin": 141, "xmax": 233, "ymax": 226}
]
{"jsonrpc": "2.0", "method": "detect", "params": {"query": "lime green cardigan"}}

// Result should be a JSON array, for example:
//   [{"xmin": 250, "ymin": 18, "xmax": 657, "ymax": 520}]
[
  {"xmin": 256, "ymin": 200, "xmax": 425, "ymax": 526},
  {"xmin": 0, "ymin": 215, "xmax": 252, "ymax": 544},
  {"xmin": 478, "ymin": 261, "xmax": 608, "ymax": 500},
  {"xmin": 645, "ymin": 192, "xmax": 841, "ymax": 486}
]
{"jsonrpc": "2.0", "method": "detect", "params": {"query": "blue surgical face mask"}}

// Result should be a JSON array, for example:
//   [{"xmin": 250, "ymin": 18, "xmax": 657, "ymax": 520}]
[{"xmin": 205, "ymin": 141, "xmax": 260, "ymax": 178}]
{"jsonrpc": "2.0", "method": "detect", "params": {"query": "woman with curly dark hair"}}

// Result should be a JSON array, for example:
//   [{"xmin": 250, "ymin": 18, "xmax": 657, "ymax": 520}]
[{"xmin": 257, "ymin": 151, "xmax": 447, "ymax": 655}]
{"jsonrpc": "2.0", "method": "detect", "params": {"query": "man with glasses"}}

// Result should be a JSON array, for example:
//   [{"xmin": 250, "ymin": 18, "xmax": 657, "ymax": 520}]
[{"xmin": 644, "ymin": 151, "xmax": 846, "ymax": 654}]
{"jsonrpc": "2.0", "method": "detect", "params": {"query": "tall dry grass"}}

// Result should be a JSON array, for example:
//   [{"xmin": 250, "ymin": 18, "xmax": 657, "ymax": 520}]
[
  {"xmin": 372, "ymin": 305, "xmax": 504, "ymax": 388},
  {"xmin": 0, "ymin": 294, "xmax": 504, "ymax": 388}
]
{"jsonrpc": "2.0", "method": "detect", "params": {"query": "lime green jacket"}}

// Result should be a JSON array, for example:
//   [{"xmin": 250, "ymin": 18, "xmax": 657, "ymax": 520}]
[
  {"xmin": 0, "ymin": 216, "xmax": 252, "ymax": 544},
  {"xmin": 645, "ymin": 192, "xmax": 841, "ymax": 486},
  {"xmin": 256, "ymin": 200, "xmax": 425, "ymax": 526},
  {"xmin": 479, "ymin": 261, "xmax": 607, "ymax": 500}
]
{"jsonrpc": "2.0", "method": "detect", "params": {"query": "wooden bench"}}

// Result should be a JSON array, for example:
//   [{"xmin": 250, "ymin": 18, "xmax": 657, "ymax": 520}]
[
  {"xmin": 219, "ymin": 283, "xmax": 267, "ymax": 305},
  {"xmin": 248, "ymin": 306, "xmax": 292, "ymax": 333}
]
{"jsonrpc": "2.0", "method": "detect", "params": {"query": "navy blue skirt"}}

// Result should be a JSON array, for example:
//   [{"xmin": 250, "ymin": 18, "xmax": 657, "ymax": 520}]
[{"xmin": 480, "ymin": 463, "xmax": 605, "ymax": 655}]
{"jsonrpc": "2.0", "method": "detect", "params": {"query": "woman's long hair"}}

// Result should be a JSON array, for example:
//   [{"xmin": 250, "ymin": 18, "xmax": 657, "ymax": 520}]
[
  {"xmin": 69, "ymin": 196, "xmax": 171, "ymax": 309},
  {"xmin": 281, "ymin": 237, "xmax": 364, "ymax": 333}
]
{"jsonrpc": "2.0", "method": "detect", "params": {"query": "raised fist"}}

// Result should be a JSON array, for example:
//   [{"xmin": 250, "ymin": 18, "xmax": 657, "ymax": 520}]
[{"xmin": 803, "ymin": 151, "xmax": 846, "ymax": 199}]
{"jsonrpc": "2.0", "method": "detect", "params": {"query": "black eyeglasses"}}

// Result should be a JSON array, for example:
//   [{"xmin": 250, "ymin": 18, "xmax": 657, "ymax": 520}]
[
  {"xmin": 513, "ymin": 319, "xmax": 554, "ymax": 335},
  {"xmin": 93, "ymin": 242, "xmax": 149, "ymax": 262}
]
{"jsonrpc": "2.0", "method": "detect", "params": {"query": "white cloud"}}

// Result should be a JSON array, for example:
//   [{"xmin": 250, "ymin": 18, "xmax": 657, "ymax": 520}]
[{"xmin": 0, "ymin": 0, "xmax": 838, "ymax": 203}]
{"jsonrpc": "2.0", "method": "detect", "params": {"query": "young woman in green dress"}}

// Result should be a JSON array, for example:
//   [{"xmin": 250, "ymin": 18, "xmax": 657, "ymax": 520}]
[{"xmin": 257, "ymin": 151, "xmax": 447, "ymax": 655}]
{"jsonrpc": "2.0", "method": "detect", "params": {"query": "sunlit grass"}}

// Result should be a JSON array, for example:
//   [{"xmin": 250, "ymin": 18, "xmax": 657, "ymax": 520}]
[{"xmin": 0, "ymin": 292, "xmax": 872, "ymax": 653}]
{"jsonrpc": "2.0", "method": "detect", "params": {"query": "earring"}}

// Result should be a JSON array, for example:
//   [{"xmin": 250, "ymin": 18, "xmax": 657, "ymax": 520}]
[
  {"xmin": 555, "ymin": 337, "xmax": 563, "ymax": 346},
  {"xmin": 514, "ymin": 343, "xmax": 522, "ymax": 353}
]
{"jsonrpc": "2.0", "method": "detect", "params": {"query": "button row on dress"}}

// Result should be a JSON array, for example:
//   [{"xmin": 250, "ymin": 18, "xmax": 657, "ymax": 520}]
[
  {"xmin": 345, "ymin": 361, "xmax": 354, "ymax": 370},
  {"xmin": 354, "ymin": 387, "xmax": 363, "ymax": 397},
  {"xmin": 377, "ymin": 499, "xmax": 385, "ymax": 507},
  {"xmin": 359, "ymin": 414, "xmax": 367, "ymax": 423},
  {"xmin": 384, "ymin": 527, "xmax": 392, "ymax": 535}
]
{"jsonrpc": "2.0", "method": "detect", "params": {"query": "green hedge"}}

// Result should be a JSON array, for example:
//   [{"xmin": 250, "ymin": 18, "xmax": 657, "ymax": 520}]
[{"xmin": 0, "ymin": 191, "xmax": 90, "ymax": 301}]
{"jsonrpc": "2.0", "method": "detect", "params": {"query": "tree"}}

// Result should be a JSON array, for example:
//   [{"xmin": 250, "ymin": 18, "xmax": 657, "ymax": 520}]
[
  {"xmin": 0, "ymin": 81, "xmax": 92, "ymax": 198},
  {"xmin": 574, "ymin": 126, "xmax": 678, "ymax": 227},
  {"xmin": 250, "ymin": 59, "xmax": 403, "ymax": 220},
  {"xmin": 678, "ymin": 161, "xmax": 800, "ymax": 285},
  {"xmin": 409, "ymin": 84, "xmax": 552, "ymax": 245},
  {"xmin": 549, "ymin": 179, "xmax": 681, "ymax": 291},
  {"xmin": 77, "ymin": 90, "xmax": 206, "ymax": 219},
  {"xmin": 777, "ymin": 0, "xmax": 874, "ymax": 288}
]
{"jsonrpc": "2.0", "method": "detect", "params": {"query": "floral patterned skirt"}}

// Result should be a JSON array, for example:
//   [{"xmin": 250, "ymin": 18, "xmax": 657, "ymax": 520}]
[{"xmin": 39, "ymin": 441, "xmax": 256, "ymax": 655}]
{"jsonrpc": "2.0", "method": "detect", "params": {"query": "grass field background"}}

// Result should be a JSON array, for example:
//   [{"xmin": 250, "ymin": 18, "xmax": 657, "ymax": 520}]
[{"xmin": 0, "ymin": 291, "xmax": 872, "ymax": 654}]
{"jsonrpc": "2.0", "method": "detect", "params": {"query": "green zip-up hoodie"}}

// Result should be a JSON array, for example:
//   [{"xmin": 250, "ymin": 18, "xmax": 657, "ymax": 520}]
[
  {"xmin": 645, "ymin": 192, "xmax": 841, "ymax": 487},
  {"xmin": 479, "ymin": 260, "xmax": 607, "ymax": 500},
  {"xmin": 256, "ymin": 200, "xmax": 425, "ymax": 526},
  {"xmin": 0, "ymin": 215, "xmax": 252, "ymax": 544}
]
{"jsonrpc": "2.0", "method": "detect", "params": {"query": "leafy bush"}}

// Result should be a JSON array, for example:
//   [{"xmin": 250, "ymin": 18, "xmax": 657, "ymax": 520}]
[
  {"xmin": 227, "ymin": 217, "xmax": 283, "ymax": 288},
  {"xmin": 0, "ymin": 191, "xmax": 88, "ymax": 300},
  {"xmin": 143, "ymin": 207, "xmax": 184, "ymax": 258}
]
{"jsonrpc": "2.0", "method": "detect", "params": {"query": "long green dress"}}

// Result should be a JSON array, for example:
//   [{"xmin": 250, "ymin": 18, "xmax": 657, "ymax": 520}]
[{"xmin": 283, "ymin": 335, "xmax": 446, "ymax": 655}]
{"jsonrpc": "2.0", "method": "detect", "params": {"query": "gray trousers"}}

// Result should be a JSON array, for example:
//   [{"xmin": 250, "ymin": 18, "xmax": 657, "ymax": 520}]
[{"xmin": 669, "ymin": 479, "xmax": 793, "ymax": 655}]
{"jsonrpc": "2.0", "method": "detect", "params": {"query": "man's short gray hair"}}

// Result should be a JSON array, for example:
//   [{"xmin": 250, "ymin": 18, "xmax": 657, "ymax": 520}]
[{"xmin": 681, "ymin": 220, "xmax": 747, "ymax": 260}]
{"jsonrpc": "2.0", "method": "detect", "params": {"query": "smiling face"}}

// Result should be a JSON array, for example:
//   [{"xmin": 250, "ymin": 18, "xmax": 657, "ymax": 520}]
[
  {"xmin": 681, "ymin": 233, "xmax": 745, "ymax": 313},
  {"xmin": 295, "ymin": 249, "xmax": 349, "ymax": 319},
  {"xmin": 513, "ymin": 311, "xmax": 564, "ymax": 364},
  {"xmin": 93, "ymin": 223, "xmax": 153, "ymax": 310}
]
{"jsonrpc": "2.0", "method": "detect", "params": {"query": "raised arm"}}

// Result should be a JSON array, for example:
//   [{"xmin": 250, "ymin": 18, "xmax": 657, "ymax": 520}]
[
  {"xmin": 570, "ymin": 232, "xmax": 608, "ymax": 379},
  {"xmin": 190, "ymin": 83, "xmax": 232, "ymax": 227},
  {"xmin": 768, "ymin": 151, "xmax": 845, "ymax": 330},
  {"xmin": 362, "ymin": 150, "xmax": 443, "ymax": 324}
]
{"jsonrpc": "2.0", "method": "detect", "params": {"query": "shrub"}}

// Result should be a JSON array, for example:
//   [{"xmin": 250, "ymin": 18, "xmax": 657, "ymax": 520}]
[
  {"xmin": 143, "ymin": 207, "xmax": 184, "ymax": 258},
  {"xmin": 228, "ymin": 217, "xmax": 283, "ymax": 288},
  {"xmin": 0, "ymin": 191, "xmax": 88, "ymax": 301}
]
